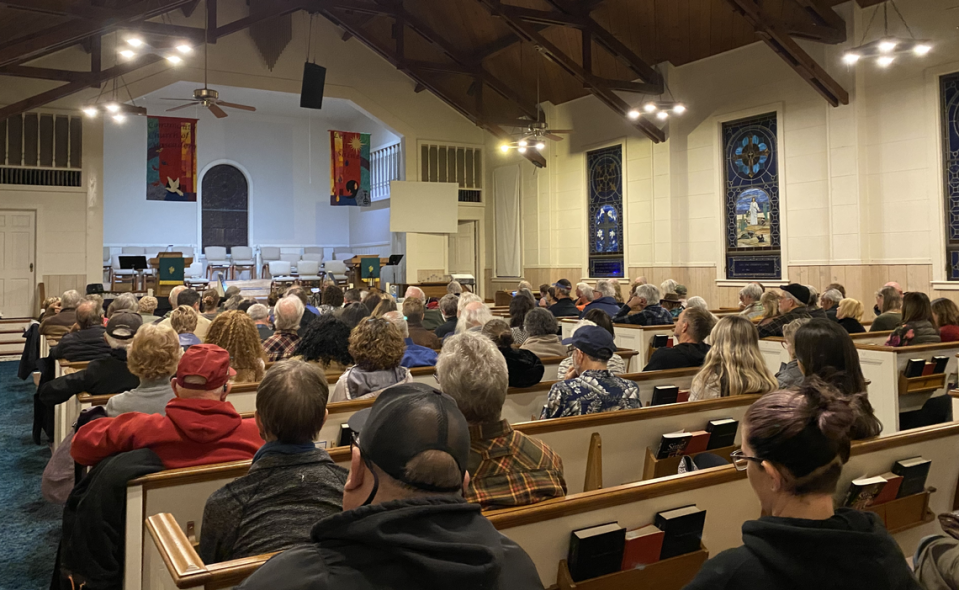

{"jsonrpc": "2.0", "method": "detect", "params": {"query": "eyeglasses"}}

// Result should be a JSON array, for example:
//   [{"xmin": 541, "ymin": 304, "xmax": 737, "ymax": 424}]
[{"xmin": 730, "ymin": 449, "xmax": 764, "ymax": 472}]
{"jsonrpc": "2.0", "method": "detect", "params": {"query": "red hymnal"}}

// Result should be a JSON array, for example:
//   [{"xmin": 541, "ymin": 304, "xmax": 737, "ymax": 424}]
[{"xmin": 621, "ymin": 525, "xmax": 665, "ymax": 570}]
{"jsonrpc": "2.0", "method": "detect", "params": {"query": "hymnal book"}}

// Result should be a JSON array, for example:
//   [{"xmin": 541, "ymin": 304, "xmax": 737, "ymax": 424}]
[
  {"xmin": 621, "ymin": 525, "xmax": 665, "ymax": 570},
  {"xmin": 655, "ymin": 505, "xmax": 706, "ymax": 560},
  {"xmin": 656, "ymin": 431, "xmax": 693, "ymax": 459},
  {"xmin": 338, "ymin": 423, "xmax": 352, "ymax": 448},
  {"xmin": 651, "ymin": 385, "xmax": 680, "ymax": 406},
  {"xmin": 892, "ymin": 457, "xmax": 931, "ymax": 498},
  {"xmin": 921, "ymin": 362, "xmax": 934, "ymax": 376},
  {"xmin": 706, "ymin": 418, "xmax": 738, "ymax": 450},
  {"xmin": 843, "ymin": 476, "xmax": 887, "ymax": 509},
  {"xmin": 904, "ymin": 359, "xmax": 926, "ymax": 378},
  {"xmin": 933, "ymin": 356, "xmax": 949, "ymax": 374},
  {"xmin": 567, "ymin": 522, "xmax": 626, "ymax": 582},
  {"xmin": 652, "ymin": 334, "xmax": 670, "ymax": 348},
  {"xmin": 677, "ymin": 390, "xmax": 690, "ymax": 403},
  {"xmin": 684, "ymin": 431, "xmax": 711, "ymax": 455},
  {"xmin": 871, "ymin": 472, "xmax": 903, "ymax": 505}
]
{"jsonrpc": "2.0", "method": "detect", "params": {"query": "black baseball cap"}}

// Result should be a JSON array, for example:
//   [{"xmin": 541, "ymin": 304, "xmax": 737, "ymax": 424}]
[
  {"xmin": 781, "ymin": 283, "xmax": 811, "ymax": 305},
  {"xmin": 347, "ymin": 383, "xmax": 470, "ymax": 492},
  {"xmin": 562, "ymin": 325, "xmax": 615, "ymax": 361},
  {"xmin": 106, "ymin": 312, "xmax": 142, "ymax": 340}
]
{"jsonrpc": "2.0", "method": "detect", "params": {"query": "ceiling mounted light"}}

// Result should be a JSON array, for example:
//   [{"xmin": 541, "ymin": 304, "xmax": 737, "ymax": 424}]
[
  {"xmin": 166, "ymin": 55, "xmax": 183, "ymax": 64},
  {"xmin": 842, "ymin": 52, "xmax": 861, "ymax": 64},
  {"xmin": 113, "ymin": 113, "xmax": 126, "ymax": 123},
  {"xmin": 877, "ymin": 55, "xmax": 895, "ymax": 67},
  {"xmin": 842, "ymin": 1, "xmax": 931, "ymax": 69},
  {"xmin": 914, "ymin": 44, "xmax": 931, "ymax": 56},
  {"xmin": 105, "ymin": 102, "xmax": 120, "ymax": 113},
  {"xmin": 672, "ymin": 104, "xmax": 686, "ymax": 114},
  {"xmin": 535, "ymin": 142, "xmax": 546, "ymax": 150},
  {"xmin": 517, "ymin": 146, "xmax": 527, "ymax": 154},
  {"xmin": 643, "ymin": 103, "xmax": 657, "ymax": 113},
  {"xmin": 656, "ymin": 111, "xmax": 669, "ymax": 120},
  {"xmin": 126, "ymin": 37, "xmax": 143, "ymax": 47},
  {"xmin": 119, "ymin": 49, "xmax": 136, "ymax": 59},
  {"xmin": 82, "ymin": 107, "xmax": 98, "ymax": 117},
  {"xmin": 176, "ymin": 44, "xmax": 193, "ymax": 54},
  {"xmin": 627, "ymin": 109, "xmax": 640, "ymax": 120},
  {"xmin": 518, "ymin": 139, "xmax": 527, "ymax": 147}
]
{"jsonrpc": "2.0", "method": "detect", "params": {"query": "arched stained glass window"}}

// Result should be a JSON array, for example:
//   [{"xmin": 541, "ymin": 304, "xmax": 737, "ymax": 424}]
[
  {"xmin": 941, "ymin": 72, "xmax": 959, "ymax": 280},
  {"xmin": 587, "ymin": 145, "xmax": 624, "ymax": 278}
]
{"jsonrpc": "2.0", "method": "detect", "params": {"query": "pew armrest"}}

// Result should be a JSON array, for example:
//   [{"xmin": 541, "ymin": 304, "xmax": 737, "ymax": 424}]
[{"xmin": 145, "ymin": 513, "xmax": 211, "ymax": 588}]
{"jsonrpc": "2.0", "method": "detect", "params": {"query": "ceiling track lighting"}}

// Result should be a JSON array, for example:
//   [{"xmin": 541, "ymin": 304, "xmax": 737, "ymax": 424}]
[{"xmin": 842, "ymin": 1, "xmax": 931, "ymax": 68}]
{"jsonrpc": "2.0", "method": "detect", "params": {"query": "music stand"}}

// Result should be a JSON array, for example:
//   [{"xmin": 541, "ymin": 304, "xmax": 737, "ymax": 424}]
[{"xmin": 119, "ymin": 256, "xmax": 149, "ymax": 292}]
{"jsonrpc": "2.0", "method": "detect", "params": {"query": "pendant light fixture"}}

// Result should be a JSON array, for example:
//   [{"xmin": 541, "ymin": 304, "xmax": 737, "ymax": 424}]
[{"xmin": 842, "ymin": 0, "xmax": 930, "ymax": 68}]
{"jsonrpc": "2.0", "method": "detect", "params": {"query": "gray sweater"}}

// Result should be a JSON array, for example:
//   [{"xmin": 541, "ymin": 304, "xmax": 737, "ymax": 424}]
[
  {"xmin": 199, "ymin": 449, "xmax": 348, "ymax": 564},
  {"xmin": 104, "ymin": 379, "xmax": 175, "ymax": 417}
]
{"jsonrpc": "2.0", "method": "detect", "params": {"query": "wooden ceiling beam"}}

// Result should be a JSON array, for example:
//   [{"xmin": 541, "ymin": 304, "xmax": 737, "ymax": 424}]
[
  {"xmin": 0, "ymin": 0, "xmax": 116, "ymax": 21},
  {"xmin": 213, "ymin": 0, "xmax": 310, "ymax": 40},
  {"xmin": 727, "ymin": 0, "xmax": 848, "ymax": 106},
  {"xmin": 135, "ymin": 21, "xmax": 206, "ymax": 44},
  {"xmin": 498, "ymin": 6, "xmax": 587, "ymax": 28},
  {"xmin": 477, "ymin": 0, "xmax": 665, "ymax": 143},
  {"xmin": 0, "ymin": 65, "xmax": 89, "ymax": 81},
  {"xmin": 0, "ymin": 54, "xmax": 163, "ymax": 120},
  {"xmin": 791, "ymin": 0, "xmax": 846, "ymax": 33}
]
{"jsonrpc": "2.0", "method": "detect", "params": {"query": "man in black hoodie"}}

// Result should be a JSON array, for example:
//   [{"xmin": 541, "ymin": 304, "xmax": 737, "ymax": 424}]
[
  {"xmin": 643, "ymin": 307, "xmax": 715, "ymax": 371},
  {"xmin": 237, "ymin": 384, "xmax": 544, "ymax": 590}
]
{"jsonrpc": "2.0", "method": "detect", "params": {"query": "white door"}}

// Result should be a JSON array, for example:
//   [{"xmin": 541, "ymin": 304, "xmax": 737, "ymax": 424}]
[
  {"xmin": 0, "ymin": 210, "xmax": 36, "ymax": 318},
  {"xmin": 449, "ymin": 220, "xmax": 477, "ymax": 276}
]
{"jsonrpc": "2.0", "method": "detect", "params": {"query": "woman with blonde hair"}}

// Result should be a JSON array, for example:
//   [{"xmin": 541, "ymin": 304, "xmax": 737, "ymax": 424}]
[
  {"xmin": 836, "ymin": 298, "xmax": 866, "ymax": 334},
  {"xmin": 690, "ymin": 315, "xmax": 777, "ymax": 401},
  {"xmin": 205, "ymin": 310, "xmax": 266, "ymax": 382},
  {"xmin": 330, "ymin": 317, "xmax": 412, "ymax": 402},
  {"xmin": 171, "ymin": 305, "xmax": 201, "ymax": 349},
  {"xmin": 371, "ymin": 295, "xmax": 397, "ymax": 318},
  {"xmin": 757, "ymin": 290, "xmax": 781, "ymax": 326},
  {"xmin": 104, "ymin": 324, "xmax": 181, "ymax": 416}
]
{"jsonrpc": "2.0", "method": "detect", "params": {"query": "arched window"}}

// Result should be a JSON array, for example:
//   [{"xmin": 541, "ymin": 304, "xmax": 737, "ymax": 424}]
[{"xmin": 201, "ymin": 164, "xmax": 248, "ymax": 250}]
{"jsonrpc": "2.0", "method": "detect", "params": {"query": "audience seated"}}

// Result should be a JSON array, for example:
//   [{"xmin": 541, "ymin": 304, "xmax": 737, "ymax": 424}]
[
  {"xmin": 39, "ymin": 313, "xmax": 142, "ymax": 407},
  {"xmin": 40, "ymin": 289, "xmax": 81, "ymax": 337},
  {"xmin": 613, "ymin": 283, "xmax": 674, "ymax": 326},
  {"xmin": 558, "ymin": 316, "xmax": 627, "ymax": 375},
  {"xmin": 508, "ymin": 292, "xmax": 535, "ymax": 345},
  {"xmin": 447, "ymin": 280, "xmax": 463, "ymax": 296},
  {"xmin": 481, "ymin": 319, "xmax": 544, "ymax": 388},
  {"xmin": 199, "ymin": 361, "xmax": 347, "ymax": 564},
  {"xmin": 363, "ymin": 292, "xmax": 383, "ymax": 315},
  {"xmin": 438, "ymin": 332, "xmax": 565, "ymax": 508},
  {"xmin": 820, "ymin": 289, "xmax": 843, "ymax": 321},
  {"xmin": 160, "ymin": 289, "xmax": 211, "ymax": 339},
  {"xmin": 541, "ymin": 325, "xmax": 640, "ymax": 419},
  {"xmin": 519, "ymin": 308, "xmax": 567, "ymax": 359},
  {"xmin": 757, "ymin": 284, "xmax": 813, "ymax": 338},
  {"xmin": 292, "ymin": 315, "xmax": 353, "ymax": 372},
  {"xmin": 644, "ymin": 307, "xmax": 716, "ymax": 371},
  {"xmin": 138, "ymin": 295, "xmax": 160, "ymax": 324},
  {"xmin": 574, "ymin": 282, "xmax": 593, "ymax": 311},
  {"xmin": 547, "ymin": 279, "xmax": 580, "ymax": 317},
  {"xmin": 372, "ymin": 294, "xmax": 398, "ymax": 318},
  {"xmin": 871, "ymin": 285, "xmax": 903, "ymax": 332},
  {"xmin": 262, "ymin": 296, "xmax": 304, "ymax": 362},
  {"xmin": 342, "ymin": 288, "xmax": 362, "ymax": 307},
  {"xmin": 739, "ymin": 283, "xmax": 764, "ymax": 319},
  {"xmin": 221, "ymin": 286, "xmax": 244, "ymax": 311},
  {"xmin": 331, "ymin": 317, "xmax": 412, "ymax": 403},
  {"xmin": 690, "ymin": 315, "xmax": 777, "ymax": 401},
  {"xmin": 836, "ymin": 298, "xmax": 866, "ymax": 334},
  {"xmin": 106, "ymin": 293, "xmax": 138, "ymax": 318},
  {"xmin": 675, "ymin": 284, "xmax": 688, "ymax": 305},
  {"xmin": 794, "ymin": 319, "xmax": 882, "ymax": 440},
  {"xmin": 86, "ymin": 293, "xmax": 105, "ymax": 319},
  {"xmin": 804, "ymin": 284, "xmax": 827, "ymax": 319},
  {"xmin": 775, "ymin": 318, "xmax": 810, "ymax": 390},
  {"xmin": 105, "ymin": 324, "xmax": 180, "ymax": 417},
  {"xmin": 236, "ymin": 384, "xmax": 543, "ymax": 590},
  {"xmin": 402, "ymin": 298, "xmax": 441, "ymax": 349},
  {"xmin": 456, "ymin": 301, "xmax": 493, "ymax": 334},
  {"xmin": 684, "ymin": 381, "xmax": 917, "ymax": 590},
  {"xmin": 611, "ymin": 279, "xmax": 625, "ymax": 304},
  {"xmin": 580, "ymin": 278, "xmax": 620, "ymax": 318},
  {"xmin": 237, "ymin": 298, "xmax": 256, "ymax": 314},
  {"xmin": 285, "ymin": 286, "xmax": 318, "ymax": 334},
  {"xmin": 50, "ymin": 299, "xmax": 110, "ymax": 361},
  {"xmin": 39, "ymin": 296, "xmax": 61, "ymax": 322},
  {"xmin": 384, "ymin": 311, "xmax": 438, "ymax": 368},
  {"xmin": 827, "ymin": 282, "xmax": 847, "ymax": 297},
  {"xmin": 319, "ymin": 284, "xmax": 344, "ymax": 315},
  {"xmin": 200, "ymin": 289, "xmax": 221, "ymax": 321},
  {"xmin": 434, "ymin": 294, "xmax": 459, "ymax": 339},
  {"xmin": 247, "ymin": 304, "xmax": 274, "ymax": 341},
  {"xmin": 171, "ymin": 305, "xmax": 202, "ymax": 349},
  {"xmin": 886, "ymin": 292, "xmax": 941, "ymax": 346},
  {"xmin": 757, "ymin": 290, "xmax": 782, "ymax": 326},
  {"xmin": 873, "ymin": 281, "xmax": 903, "ymax": 317},
  {"xmin": 660, "ymin": 292, "xmax": 685, "ymax": 319},
  {"xmin": 933, "ymin": 297, "xmax": 959, "ymax": 342},
  {"xmin": 206, "ymin": 311, "xmax": 267, "ymax": 382},
  {"xmin": 339, "ymin": 302, "xmax": 371, "ymax": 330},
  {"xmin": 71, "ymin": 344, "xmax": 263, "ymax": 469}
]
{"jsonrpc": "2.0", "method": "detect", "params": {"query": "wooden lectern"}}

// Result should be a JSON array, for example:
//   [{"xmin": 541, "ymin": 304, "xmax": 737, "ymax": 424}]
[{"xmin": 346, "ymin": 256, "xmax": 389, "ymax": 288}]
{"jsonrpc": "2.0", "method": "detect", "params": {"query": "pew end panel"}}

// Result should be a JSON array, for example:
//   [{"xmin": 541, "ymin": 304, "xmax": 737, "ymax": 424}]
[{"xmin": 758, "ymin": 338, "xmax": 788, "ymax": 376}]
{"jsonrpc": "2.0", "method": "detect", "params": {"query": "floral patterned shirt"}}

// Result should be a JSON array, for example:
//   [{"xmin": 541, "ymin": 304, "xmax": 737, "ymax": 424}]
[{"xmin": 540, "ymin": 369, "xmax": 642, "ymax": 420}]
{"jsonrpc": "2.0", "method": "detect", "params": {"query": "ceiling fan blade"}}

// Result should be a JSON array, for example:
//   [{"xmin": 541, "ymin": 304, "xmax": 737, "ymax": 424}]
[
  {"xmin": 547, "ymin": 129, "xmax": 573, "ymax": 134},
  {"xmin": 208, "ymin": 103, "xmax": 228, "ymax": 119},
  {"xmin": 166, "ymin": 103, "xmax": 196, "ymax": 113},
  {"xmin": 157, "ymin": 97, "xmax": 200, "ymax": 101},
  {"xmin": 544, "ymin": 133, "xmax": 566, "ymax": 142},
  {"xmin": 217, "ymin": 101, "xmax": 256, "ymax": 112}
]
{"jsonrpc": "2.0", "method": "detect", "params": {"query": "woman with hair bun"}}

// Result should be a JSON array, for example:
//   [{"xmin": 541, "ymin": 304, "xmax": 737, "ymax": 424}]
[{"xmin": 684, "ymin": 380, "xmax": 920, "ymax": 590}]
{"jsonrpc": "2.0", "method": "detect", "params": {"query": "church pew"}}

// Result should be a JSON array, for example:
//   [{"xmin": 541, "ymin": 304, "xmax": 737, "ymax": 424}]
[
  {"xmin": 143, "ymin": 421, "xmax": 959, "ymax": 590},
  {"xmin": 757, "ymin": 331, "xmax": 892, "ymax": 376},
  {"xmin": 561, "ymin": 319, "xmax": 675, "ymax": 367}
]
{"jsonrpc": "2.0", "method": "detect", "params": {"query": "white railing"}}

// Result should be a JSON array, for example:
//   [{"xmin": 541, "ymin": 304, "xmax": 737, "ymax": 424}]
[{"xmin": 371, "ymin": 143, "xmax": 401, "ymax": 202}]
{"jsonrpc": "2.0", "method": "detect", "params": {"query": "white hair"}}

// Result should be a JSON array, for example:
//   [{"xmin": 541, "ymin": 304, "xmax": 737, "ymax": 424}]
[
  {"xmin": 595, "ymin": 279, "xmax": 616, "ymax": 298},
  {"xmin": 661, "ymin": 279, "xmax": 679, "ymax": 295},
  {"xmin": 274, "ymin": 296, "xmax": 304, "ymax": 331},
  {"xmin": 383, "ymin": 310, "xmax": 409, "ymax": 338},
  {"xmin": 455, "ymin": 301, "xmax": 492, "ymax": 334},
  {"xmin": 247, "ymin": 303, "xmax": 270, "ymax": 322},
  {"xmin": 569, "ymin": 319, "xmax": 597, "ymax": 338},
  {"xmin": 634, "ymin": 283, "xmax": 661, "ymax": 304},
  {"xmin": 168, "ymin": 285, "xmax": 186, "ymax": 307},
  {"xmin": 404, "ymin": 286, "xmax": 426, "ymax": 301},
  {"xmin": 61, "ymin": 289, "xmax": 82, "ymax": 309},
  {"xmin": 457, "ymin": 292, "xmax": 482, "ymax": 315},
  {"xmin": 437, "ymin": 332, "xmax": 508, "ymax": 423},
  {"xmin": 105, "ymin": 334, "xmax": 133, "ymax": 349},
  {"xmin": 447, "ymin": 281, "xmax": 463, "ymax": 295},
  {"xmin": 575, "ymin": 282, "xmax": 594, "ymax": 302},
  {"xmin": 686, "ymin": 296, "xmax": 709, "ymax": 310},
  {"xmin": 739, "ymin": 283, "xmax": 763, "ymax": 302},
  {"xmin": 805, "ymin": 285, "xmax": 819, "ymax": 306},
  {"xmin": 822, "ymin": 289, "xmax": 843, "ymax": 305}
]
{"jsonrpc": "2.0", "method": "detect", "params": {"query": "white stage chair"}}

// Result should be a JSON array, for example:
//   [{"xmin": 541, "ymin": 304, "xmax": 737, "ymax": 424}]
[
  {"xmin": 204, "ymin": 247, "xmax": 231, "ymax": 280},
  {"xmin": 296, "ymin": 260, "xmax": 322, "ymax": 285},
  {"xmin": 269, "ymin": 261, "xmax": 296, "ymax": 291},
  {"xmin": 324, "ymin": 260, "xmax": 348, "ymax": 285},
  {"xmin": 259, "ymin": 246, "xmax": 280, "ymax": 278},
  {"xmin": 230, "ymin": 246, "xmax": 256, "ymax": 279}
]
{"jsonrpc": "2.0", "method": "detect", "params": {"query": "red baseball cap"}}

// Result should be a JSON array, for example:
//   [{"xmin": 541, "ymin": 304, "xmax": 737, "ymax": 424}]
[{"xmin": 175, "ymin": 343, "xmax": 236, "ymax": 390}]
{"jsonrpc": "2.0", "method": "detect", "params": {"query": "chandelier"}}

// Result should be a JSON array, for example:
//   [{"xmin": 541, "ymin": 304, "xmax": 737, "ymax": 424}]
[
  {"xmin": 842, "ymin": 0, "xmax": 930, "ymax": 68},
  {"xmin": 627, "ymin": 69, "xmax": 686, "ymax": 121}
]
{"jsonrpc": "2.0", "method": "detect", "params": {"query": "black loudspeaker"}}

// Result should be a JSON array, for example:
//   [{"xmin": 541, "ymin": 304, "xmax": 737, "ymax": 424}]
[{"xmin": 300, "ymin": 62, "xmax": 327, "ymax": 110}]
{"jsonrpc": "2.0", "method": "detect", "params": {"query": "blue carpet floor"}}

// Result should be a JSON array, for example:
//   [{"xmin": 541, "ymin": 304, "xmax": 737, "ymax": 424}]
[{"xmin": 0, "ymin": 361, "xmax": 60, "ymax": 590}]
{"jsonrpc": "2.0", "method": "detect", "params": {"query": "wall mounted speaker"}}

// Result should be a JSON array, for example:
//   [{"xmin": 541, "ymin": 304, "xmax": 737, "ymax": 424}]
[{"xmin": 300, "ymin": 62, "xmax": 327, "ymax": 110}]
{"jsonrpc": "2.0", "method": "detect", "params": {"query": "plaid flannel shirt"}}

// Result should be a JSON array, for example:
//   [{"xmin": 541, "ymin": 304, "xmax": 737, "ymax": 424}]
[
  {"xmin": 613, "ymin": 303, "xmax": 675, "ymax": 326},
  {"xmin": 756, "ymin": 306, "xmax": 811, "ymax": 338},
  {"xmin": 465, "ymin": 419, "xmax": 567, "ymax": 510},
  {"xmin": 262, "ymin": 330, "xmax": 301, "ymax": 362}
]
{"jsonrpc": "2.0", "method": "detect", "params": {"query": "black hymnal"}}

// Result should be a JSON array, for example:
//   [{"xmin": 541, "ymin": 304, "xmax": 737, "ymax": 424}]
[
  {"xmin": 904, "ymin": 359, "xmax": 926, "ymax": 378},
  {"xmin": 655, "ymin": 505, "xmax": 706, "ymax": 560},
  {"xmin": 933, "ymin": 356, "xmax": 949, "ymax": 374},
  {"xmin": 705, "ymin": 418, "xmax": 738, "ymax": 450},
  {"xmin": 338, "ymin": 423, "xmax": 353, "ymax": 448},
  {"xmin": 567, "ymin": 522, "xmax": 626, "ymax": 582},
  {"xmin": 892, "ymin": 457, "xmax": 931, "ymax": 498},
  {"xmin": 651, "ymin": 385, "xmax": 679, "ymax": 406},
  {"xmin": 652, "ymin": 334, "xmax": 670, "ymax": 348},
  {"xmin": 656, "ymin": 431, "xmax": 693, "ymax": 459}
]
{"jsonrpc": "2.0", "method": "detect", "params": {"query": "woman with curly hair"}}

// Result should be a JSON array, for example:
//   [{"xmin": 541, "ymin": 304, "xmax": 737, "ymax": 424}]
[
  {"xmin": 205, "ymin": 310, "xmax": 266, "ymax": 382},
  {"xmin": 105, "ymin": 324, "xmax": 181, "ymax": 416},
  {"xmin": 171, "ymin": 305, "xmax": 201, "ymax": 349},
  {"xmin": 292, "ymin": 315, "xmax": 354, "ymax": 372},
  {"xmin": 330, "ymin": 317, "xmax": 412, "ymax": 402}
]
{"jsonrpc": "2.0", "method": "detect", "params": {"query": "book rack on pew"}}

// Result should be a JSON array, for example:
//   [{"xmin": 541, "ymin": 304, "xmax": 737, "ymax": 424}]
[
  {"xmin": 641, "ymin": 445, "xmax": 737, "ymax": 481},
  {"xmin": 899, "ymin": 373, "xmax": 947, "ymax": 396},
  {"xmin": 555, "ymin": 544, "xmax": 709, "ymax": 590},
  {"xmin": 865, "ymin": 490, "xmax": 936, "ymax": 534}
]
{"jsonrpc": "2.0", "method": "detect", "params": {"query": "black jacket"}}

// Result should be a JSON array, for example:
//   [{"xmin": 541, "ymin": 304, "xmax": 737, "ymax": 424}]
[
  {"xmin": 548, "ymin": 298, "xmax": 580, "ymax": 318},
  {"xmin": 499, "ymin": 346, "xmax": 545, "ymax": 388},
  {"xmin": 808, "ymin": 307, "xmax": 828, "ymax": 320},
  {"xmin": 434, "ymin": 317, "xmax": 457, "ymax": 339},
  {"xmin": 838, "ymin": 317, "xmax": 866, "ymax": 334},
  {"xmin": 826, "ymin": 308, "xmax": 838, "ymax": 321},
  {"xmin": 39, "ymin": 347, "xmax": 139, "ymax": 407},
  {"xmin": 19, "ymin": 322, "xmax": 40, "ymax": 379},
  {"xmin": 236, "ymin": 496, "xmax": 544, "ymax": 590},
  {"xmin": 684, "ymin": 509, "xmax": 921, "ymax": 590},
  {"xmin": 55, "ymin": 448, "xmax": 164, "ymax": 590},
  {"xmin": 50, "ymin": 326, "xmax": 111, "ymax": 362},
  {"xmin": 643, "ymin": 342, "xmax": 710, "ymax": 371}
]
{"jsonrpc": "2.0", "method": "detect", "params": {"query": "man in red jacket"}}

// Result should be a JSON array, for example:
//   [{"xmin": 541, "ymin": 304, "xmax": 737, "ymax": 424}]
[{"xmin": 72, "ymin": 344, "xmax": 263, "ymax": 469}]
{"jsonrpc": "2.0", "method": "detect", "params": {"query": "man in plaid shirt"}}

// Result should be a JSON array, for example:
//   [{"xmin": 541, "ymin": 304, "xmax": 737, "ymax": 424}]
[
  {"xmin": 613, "ymin": 283, "xmax": 675, "ymax": 326},
  {"xmin": 437, "ymin": 332, "xmax": 566, "ymax": 510},
  {"xmin": 262, "ymin": 296, "xmax": 304, "ymax": 362}
]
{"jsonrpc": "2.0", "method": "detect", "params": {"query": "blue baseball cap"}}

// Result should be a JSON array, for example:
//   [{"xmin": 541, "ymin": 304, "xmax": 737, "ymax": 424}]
[{"xmin": 562, "ymin": 325, "xmax": 615, "ymax": 361}]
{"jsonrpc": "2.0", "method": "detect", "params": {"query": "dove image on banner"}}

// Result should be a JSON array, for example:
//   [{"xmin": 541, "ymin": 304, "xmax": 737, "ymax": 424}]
[
  {"xmin": 330, "ymin": 130, "xmax": 372, "ymax": 207},
  {"xmin": 147, "ymin": 116, "xmax": 197, "ymax": 201}
]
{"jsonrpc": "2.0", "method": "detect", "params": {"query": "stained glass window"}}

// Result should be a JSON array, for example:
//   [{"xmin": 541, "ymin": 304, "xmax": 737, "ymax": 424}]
[
  {"xmin": 941, "ymin": 72, "xmax": 959, "ymax": 280},
  {"xmin": 587, "ymin": 145, "xmax": 624, "ymax": 278},
  {"xmin": 723, "ymin": 113, "xmax": 782, "ymax": 280}
]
